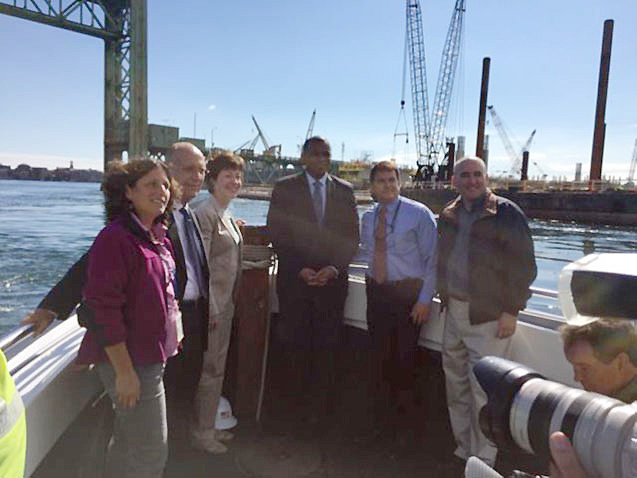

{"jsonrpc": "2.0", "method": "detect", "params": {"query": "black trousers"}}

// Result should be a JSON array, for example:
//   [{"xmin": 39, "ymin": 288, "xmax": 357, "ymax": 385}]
[
  {"xmin": 276, "ymin": 281, "xmax": 346, "ymax": 418},
  {"xmin": 366, "ymin": 278, "xmax": 422, "ymax": 430},
  {"xmin": 164, "ymin": 298, "xmax": 207, "ymax": 431}
]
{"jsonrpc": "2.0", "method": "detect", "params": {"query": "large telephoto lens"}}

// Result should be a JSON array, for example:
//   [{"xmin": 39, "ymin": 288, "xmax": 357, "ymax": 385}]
[{"xmin": 475, "ymin": 356, "xmax": 637, "ymax": 478}]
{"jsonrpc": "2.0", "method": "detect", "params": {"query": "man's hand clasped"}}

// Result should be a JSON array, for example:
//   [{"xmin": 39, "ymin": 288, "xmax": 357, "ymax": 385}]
[{"xmin": 299, "ymin": 266, "xmax": 337, "ymax": 287}]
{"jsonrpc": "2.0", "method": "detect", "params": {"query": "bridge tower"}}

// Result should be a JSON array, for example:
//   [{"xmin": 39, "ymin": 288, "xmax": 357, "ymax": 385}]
[{"xmin": 0, "ymin": 0, "xmax": 148, "ymax": 169}]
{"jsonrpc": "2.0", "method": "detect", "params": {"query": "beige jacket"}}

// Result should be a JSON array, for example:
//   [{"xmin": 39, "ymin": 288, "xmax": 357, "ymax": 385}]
[{"xmin": 194, "ymin": 195, "xmax": 243, "ymax": 319}]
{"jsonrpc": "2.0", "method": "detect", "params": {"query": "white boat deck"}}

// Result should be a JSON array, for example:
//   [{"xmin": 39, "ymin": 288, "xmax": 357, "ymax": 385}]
[{"xmin": 3, "ymin": 271, "xmax": 574, "ymax": 477}]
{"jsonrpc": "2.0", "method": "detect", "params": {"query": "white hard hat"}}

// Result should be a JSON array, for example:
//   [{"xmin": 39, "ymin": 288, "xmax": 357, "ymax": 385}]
[{"xmin": 215, "ymin": 396, "xmax": 238, "ymax": 430}]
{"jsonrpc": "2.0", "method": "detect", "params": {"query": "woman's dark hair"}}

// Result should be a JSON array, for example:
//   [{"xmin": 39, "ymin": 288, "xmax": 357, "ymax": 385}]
[
  {"xmin": 205, "ymin": 151, "xmax": 244, "ymax": 193},
  {"xmin": 102, "ymin": 157, "xmax": 180, "ymax": 225}
]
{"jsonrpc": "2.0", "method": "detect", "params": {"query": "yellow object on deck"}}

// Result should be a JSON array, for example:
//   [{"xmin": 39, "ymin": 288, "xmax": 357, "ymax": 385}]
[{"xmin": 0, "ymin": 350, "xmax": 26, "ymax": 478}]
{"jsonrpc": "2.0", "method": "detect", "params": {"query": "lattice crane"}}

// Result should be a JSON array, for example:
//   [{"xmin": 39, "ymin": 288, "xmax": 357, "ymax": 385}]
[
  {"xmin": 406, "ymin": 0, "xmax": 430, "ymax": 169},
  {"xmin": 305, "ymin": 109, "xmax": 317, "ymax": 141},
  {"xmin": 487, "ymin": 106, "xmax": 536, "ymax": 175},
  {"xmin": 428, "ymin": 0, "xmax": 466, "ymax": 162},
  {"xmin": 252, "ymin": 115, "xmax": 281, "ymax": 158},
  {"xmin": 405, "ymin": 0, "xmax": 466, "ymax": 180},
  {"xmin": 628, "ymin": 138, "xmax": 637, "ymax": 184}
]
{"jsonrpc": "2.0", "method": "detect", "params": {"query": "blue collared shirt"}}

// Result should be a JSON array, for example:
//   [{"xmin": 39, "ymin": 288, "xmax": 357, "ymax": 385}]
[{"xmin": 356, "ymin": 196, "xmax": 437, "ymax": 304}]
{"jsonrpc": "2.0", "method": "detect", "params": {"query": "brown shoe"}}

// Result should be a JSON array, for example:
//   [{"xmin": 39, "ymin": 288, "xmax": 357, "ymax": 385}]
[
  {"xmin": 215, "ymin": 429, "xmax": 234, "ymax": 442},
  {"xmin": 191, "ymin": 435, "xmax": 228, "ymax": 454}
]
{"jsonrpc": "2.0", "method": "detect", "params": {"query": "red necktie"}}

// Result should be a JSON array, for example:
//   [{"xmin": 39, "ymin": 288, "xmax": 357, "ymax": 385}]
[{"xmin": 373, "ymin": 205, "xmax": 387, "ymax": 283}]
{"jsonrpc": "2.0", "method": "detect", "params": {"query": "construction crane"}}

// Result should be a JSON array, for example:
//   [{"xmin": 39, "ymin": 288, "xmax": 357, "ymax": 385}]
[
  {"xmin": 487, "ymin": 105, "xmax": 536, "ymax": 176},
  {"xmin": 533, "ymin": 161, "xmax": 548, "ymax": 180},
  {"xmin": 406, "ymin": 0, "xmax": 430, "ymax": 172},
  {"xmin": 305, "ymin": 109, "xmax": 316, "ymax": 141},
  {"xmin": 428, "ymin": 0, "xmax": 466, "ymax": 162},
  {"xmin": 628, "ymin": 138, "xmax": 637, "ymax": 184},
  {"xmin": 234, "ymin": 132, "xmax": 260, "ymax": 158},
  {"xmin": 405, "ymin": 0, "xmax": 466, "ymax": 181},
  {"xmin": 251, "ymin": 115, "xmax": 281, "ymax": 159}
]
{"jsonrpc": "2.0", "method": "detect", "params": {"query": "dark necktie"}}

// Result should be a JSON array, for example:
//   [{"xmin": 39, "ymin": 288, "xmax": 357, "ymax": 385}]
[
  {"xmin": 180, "ymin": 207, "xmax": 207, "ymax": 298},
  {"xmin": 373, "ymin": 205, "xmax": 387, "ymax": 283},
  {"xmin": 312, "ymin": 180, "xmax": 324, "ymax": 225}
]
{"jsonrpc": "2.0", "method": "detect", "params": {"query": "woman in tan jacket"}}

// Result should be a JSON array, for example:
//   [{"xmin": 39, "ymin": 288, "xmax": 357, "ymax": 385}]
[{"xmin": 192, "ymin": 151, "xmax": 244, "ymax": 454}]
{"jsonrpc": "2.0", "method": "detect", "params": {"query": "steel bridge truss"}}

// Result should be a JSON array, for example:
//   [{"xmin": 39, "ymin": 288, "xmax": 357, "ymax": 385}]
[
  {"xmin": 243, "ymin": 157, "xmax": 303, "ymax": 185},
  {"xmin": 0, "ymin": 0, "xmax": 148, "ymax": 167}
]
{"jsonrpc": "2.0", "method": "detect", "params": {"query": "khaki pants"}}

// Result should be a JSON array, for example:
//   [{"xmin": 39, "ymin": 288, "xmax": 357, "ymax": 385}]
[
  {"xmin": 192, "ymin": 308, "xmax": 234, "ymax": 438},
  {"xmin": 442, "ymin": 298, "xmax": 513, "ymax": 466}
]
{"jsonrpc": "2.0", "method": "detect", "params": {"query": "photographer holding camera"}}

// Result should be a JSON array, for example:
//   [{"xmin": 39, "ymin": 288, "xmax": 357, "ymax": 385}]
[
  {"xmin": 545, "ymin": 319, "xmax": 637, "ymax": 478},
  {"xmin": 560, "ymin": 319, "xmax": 637, "ymax": 403},
  {"xmin": 471, "ymin": 254, "xmax": 637, "ymax": 478}
]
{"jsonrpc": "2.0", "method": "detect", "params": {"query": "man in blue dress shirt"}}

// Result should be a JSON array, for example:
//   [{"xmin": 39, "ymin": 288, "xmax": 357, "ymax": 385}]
[{"xmin": 357, "ymin": 160, "xmax": 437, "ymax": 443}]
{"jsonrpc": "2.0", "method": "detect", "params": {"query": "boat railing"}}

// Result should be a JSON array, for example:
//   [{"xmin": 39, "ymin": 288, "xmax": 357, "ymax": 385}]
[
  {"xmin": 350, "ymin": 262, "xmax": 560, "ymax": 298},
  {"xmin": 0, "ymin": 268, "xmax": 563, "ymax": 351},
  {"xmin": 0, "ymin": 324, "xmax": 34, "ymax": 355}
]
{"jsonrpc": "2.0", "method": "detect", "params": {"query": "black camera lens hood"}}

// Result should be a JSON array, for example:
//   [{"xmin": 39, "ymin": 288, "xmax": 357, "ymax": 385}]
[{"xmin": 475, "ymin": 356, "xmax": 544, "ymax": 449}]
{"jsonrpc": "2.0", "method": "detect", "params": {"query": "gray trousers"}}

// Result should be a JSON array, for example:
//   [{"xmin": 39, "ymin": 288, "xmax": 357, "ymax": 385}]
[
  {"xmin": 442, "ymin": 298, "xmax": 513, "ymax": 466},
  {"xmin": 96, "ymin": 362, "xmax": 168, "ymax": 478}
]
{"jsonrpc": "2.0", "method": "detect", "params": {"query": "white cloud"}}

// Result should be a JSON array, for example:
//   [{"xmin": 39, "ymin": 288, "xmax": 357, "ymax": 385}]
[{"xmin": 208, "ymin": 104, "xmax": 216, "ymax": 111}]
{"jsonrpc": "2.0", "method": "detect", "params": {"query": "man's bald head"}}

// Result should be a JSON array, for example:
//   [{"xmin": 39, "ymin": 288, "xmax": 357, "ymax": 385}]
[
  {"xmin": 166, "ymin": 142, "xmax": 204, "ymax": 165},
  {"xmin": 453, "ymin": 156, "xmax": 487, "ymax": 176},
  {"xmin": 452, "ymin": 156, "xmax": 488, "ymax": 205},
  {"xmin": 166, "ymin": 142, "xmax": 206, "ymax": 204}
]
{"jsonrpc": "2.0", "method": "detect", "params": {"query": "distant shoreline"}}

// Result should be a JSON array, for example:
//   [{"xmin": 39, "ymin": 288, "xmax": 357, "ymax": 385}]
[{"xmin": 0, "ymin": 177, "xmax": 101, "ymax": 184}]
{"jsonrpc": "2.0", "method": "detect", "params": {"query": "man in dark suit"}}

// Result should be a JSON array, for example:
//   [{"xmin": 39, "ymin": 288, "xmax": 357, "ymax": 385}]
[
  {"xmin": 267, "ymin": 136, "xmax": 359, "ymax": 425},
  {"xmin": 20, "ymin": 142, "xmax": 210, "ymax": 435}
]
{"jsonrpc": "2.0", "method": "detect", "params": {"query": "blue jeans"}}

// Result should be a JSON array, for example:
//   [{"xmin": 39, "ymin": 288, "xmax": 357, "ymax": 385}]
[{"xmin": 96, "ymin": 362, "xmax": 167, "ymax": 478}]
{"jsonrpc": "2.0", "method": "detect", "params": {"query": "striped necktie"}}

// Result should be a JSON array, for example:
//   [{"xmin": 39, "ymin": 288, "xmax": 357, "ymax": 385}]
[{"xmin": 373, "ymin": 205, "xmax": 387, "ymax": 283}]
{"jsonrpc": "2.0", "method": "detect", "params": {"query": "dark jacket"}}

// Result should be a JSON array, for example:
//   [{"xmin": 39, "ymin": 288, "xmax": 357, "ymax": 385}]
[
  {"xmin": 437, "ymin": 191, "xmax": 537, "ymax": 324},
  {"xmin": 37, "ymin": 209, "xmax": 209, "ymax": 345},
  {"xmin": 267, "ymin": 172, "xmax": 359, "ymax": 303},
  {"xmin": 38, "ymin": 210, "xmax": 205, "ymax": 316},
  {"xmin": 615, "ymin": 376, "xmax": 637, "ymax": 404},
  {"xmin": 76, "ymin": 214, "xmax": 176, "ymax": 365}
]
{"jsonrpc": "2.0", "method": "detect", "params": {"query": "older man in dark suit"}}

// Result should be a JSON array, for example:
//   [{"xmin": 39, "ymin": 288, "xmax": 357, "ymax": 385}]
[{"xmin": 267, "ymin": 136, "xmax": 359, "ymax": 425}]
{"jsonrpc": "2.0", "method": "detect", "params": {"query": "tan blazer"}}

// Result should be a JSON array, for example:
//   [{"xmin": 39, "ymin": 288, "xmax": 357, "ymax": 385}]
[{"xmin": 194, "ymin": 195, "xmax": 243, "ymax": 319}]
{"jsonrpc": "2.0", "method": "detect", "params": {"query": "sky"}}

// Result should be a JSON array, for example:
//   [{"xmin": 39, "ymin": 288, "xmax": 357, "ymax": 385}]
[{"xmin": 1, "ymin": 0, "xmax": 636, "ymax": 180}]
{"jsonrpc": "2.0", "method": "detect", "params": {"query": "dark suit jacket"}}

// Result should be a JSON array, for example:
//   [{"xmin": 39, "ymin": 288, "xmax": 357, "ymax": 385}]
[
  {"xmin": 266, "ymin": 172, "xmax": 359, "ymax": 307},
  {"xmin": 39, "ymin": 211, "xmax": 209, "ymax": 328}
]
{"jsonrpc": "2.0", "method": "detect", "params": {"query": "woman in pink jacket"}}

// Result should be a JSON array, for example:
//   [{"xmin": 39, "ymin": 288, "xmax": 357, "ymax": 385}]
[{"xmin": 76, "ymin": 158, "xmax": 180, "ymax": 478}]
